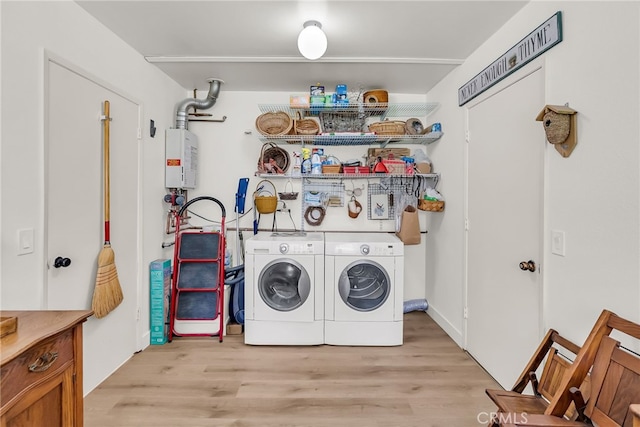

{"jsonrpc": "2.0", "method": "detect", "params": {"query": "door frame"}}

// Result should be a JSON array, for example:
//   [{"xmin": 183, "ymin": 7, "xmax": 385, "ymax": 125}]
[
  {"xmin": 462, "ymin": 58, "xmax": 548, "ymax": 350},
  {"xmin": 42, "ymin": 50, "xmax": 146, "ymax": 350}
]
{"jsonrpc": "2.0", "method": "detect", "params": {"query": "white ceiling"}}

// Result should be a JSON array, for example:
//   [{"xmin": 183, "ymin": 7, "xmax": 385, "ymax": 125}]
[{"xmin": 76, "ymin": 0, "xmax": 528, "ymax": 93}]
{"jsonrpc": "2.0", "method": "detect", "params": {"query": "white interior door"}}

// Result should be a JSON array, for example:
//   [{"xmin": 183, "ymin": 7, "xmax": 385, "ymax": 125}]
[
  {"xmin": 47, "ymin": 59, "xmax": 140, "ymax": 392},
  {"xmin": 465, "ymin": 66, "xmax": 545, "ymax": 389}
]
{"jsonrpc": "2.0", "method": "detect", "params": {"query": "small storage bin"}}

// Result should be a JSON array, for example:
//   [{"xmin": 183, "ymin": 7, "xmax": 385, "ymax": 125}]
[
  {"xmin": 382, "ymin": 159, "xmax": 406, "ymax": 175},
  {"xmin": 343, "ymin": 166, "xmax": 370, "ymax": 174},
  {"xmin": 322, "ymin": 164, "xmax": 342, "ymax": 174}
]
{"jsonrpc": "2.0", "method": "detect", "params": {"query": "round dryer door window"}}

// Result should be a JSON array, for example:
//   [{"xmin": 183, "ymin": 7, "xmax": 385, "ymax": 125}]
[
  {"xmin": 258, "ymin": 259, "xmax": 311, "ymax": 312},
  {"xmin": 338, "ymin": 260, "xmax": 391, "ymax": 312}
]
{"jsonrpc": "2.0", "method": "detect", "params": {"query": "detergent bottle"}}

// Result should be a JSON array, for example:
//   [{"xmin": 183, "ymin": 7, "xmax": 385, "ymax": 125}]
[
  {"xmin": 311, "ymin": 148, "xmax": 322, "ymax": 175},
  {"xmin": 301, "ymin": 148, "xmax": 311, "ymax": 174}
]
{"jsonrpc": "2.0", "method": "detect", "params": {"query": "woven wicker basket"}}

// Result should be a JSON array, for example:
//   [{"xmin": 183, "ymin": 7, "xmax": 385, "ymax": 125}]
[
  {"xmin": 362, "ymin": 90, "xmax": 388, "ymax": 115},
  {"xmin": 405, "ymin": 118, "xmax": 426, "ymax": 135},
  {"xmin": 369, "ymin": 120, "xmax": 406, "ymax": 136},
  {"xmin": 255, "ymin": 111, "xmax": 293, "ymax": 136},
  {"xmin": 362, "ymin": 89, "xmax": 388, "ymax": 104},
  {"xmin": 254, "ymin": 180, "xmax": 278, "ymax": 214},
  {"xmin": 278, "ymin": 180, "xmax": 298, "ymax": 200},
  {"xmin": 418, "ymin": 199, "xmax": 445, "ymax": 212},
  {"xmin": 294, "ymin": 112, "xmax": 320, "ymax": 136},
  {"xmin": 257, "ymin": 142, "xmax": 290, "ymax": 174}
]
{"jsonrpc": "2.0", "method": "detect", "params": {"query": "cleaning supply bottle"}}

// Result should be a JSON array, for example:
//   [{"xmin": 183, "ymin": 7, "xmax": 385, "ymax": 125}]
[
  {"xmin": 311, "ymin": 148, "xmax": 322, "ymax": 175},
  {"xmin": 292, "ymin": 151, "xmax": 301, "ymax": 177},
  {"xmin": 301, "ymin": 148, "xmax": 311, "ymax": 174}
]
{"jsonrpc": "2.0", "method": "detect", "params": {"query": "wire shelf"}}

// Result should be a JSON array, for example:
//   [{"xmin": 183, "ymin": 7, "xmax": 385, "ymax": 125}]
[
  {"xmin": 258, "ymin": 102, "xmax": 440, "ymax": 120},
  {"xmin": 257, "ymin": 173, "xmax": 440, "ymax": 180},
  {"xmin": 367, "ymin": 175, "xmax": 439, "ymax": 220},
  {"xmin": 258, "ymin": 132, "xmax": 444, "ymax": 146}
]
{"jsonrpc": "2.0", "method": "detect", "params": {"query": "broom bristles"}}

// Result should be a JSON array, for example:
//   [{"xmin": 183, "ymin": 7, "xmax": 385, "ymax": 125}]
[{"xmin": 92, "ymin": 244, "xmax": 123, "ymax": 319}]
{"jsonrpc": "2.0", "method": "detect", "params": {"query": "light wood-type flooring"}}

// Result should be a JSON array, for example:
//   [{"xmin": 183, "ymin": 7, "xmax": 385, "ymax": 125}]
[{"xmin": 84, "ymin": 312, "xmax": 501, "ymax": 427}]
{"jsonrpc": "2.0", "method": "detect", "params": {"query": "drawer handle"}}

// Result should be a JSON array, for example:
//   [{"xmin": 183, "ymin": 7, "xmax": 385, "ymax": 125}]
[{"xmin": 28, "ymin": 351, "xmax": 59, "ymax": 372}]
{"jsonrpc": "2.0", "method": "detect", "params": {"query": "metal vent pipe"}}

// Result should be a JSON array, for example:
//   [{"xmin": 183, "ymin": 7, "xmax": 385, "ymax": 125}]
[{"xmin": 175, "ymin": 78, "xmax": 224, "ymax": 129}]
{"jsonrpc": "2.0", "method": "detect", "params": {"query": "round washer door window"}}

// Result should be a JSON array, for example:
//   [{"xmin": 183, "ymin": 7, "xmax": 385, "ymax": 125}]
[
  {"xmin": 258, "ymin": 258, "xmax": 311, "ymax": 312},
  {"xmin": 337, "ymin": 259, "xmax": 391, "ymax": 312}
]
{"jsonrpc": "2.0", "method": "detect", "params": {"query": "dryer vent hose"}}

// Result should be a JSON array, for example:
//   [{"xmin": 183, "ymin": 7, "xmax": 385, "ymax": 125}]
[{"xmin": 403, "ymin": 298, "xmax": 429, "ymax": 314}]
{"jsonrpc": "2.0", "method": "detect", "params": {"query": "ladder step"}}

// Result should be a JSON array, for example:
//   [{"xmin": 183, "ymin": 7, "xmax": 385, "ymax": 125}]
[
  {"xmin": 177, "ymin": 262, "xmax": 219, "ymax": 289},
  {"xmin": 176, "ymin": 292, "xmax": 219, "ymax": 320},
  {"xmin": 179, "ymin": 233, "xmax": 220, "ymax": 259}
]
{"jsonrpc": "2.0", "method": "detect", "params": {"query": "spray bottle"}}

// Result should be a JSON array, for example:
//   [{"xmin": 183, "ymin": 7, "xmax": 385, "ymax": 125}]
[{"xmin": 292, "ymin": 151, "xmax": 302, "ymax": 177}]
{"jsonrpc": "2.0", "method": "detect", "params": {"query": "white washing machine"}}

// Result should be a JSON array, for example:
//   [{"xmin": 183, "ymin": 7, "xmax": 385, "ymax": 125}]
[
  {"xmin": 244, "ymin": 232, "xmax": 324, "ymax": 345},
  {"xmin": 324, "ymin": 232, "xmax": 404, "ymax": 346}
]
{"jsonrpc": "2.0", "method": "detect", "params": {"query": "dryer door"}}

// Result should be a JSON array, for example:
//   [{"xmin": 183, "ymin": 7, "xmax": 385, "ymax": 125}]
[
  {"xmin": 338, "ymin": 259, "xmax": 391, "ymax": 312},
  {"xmin": 258, "ymin": 258, "xmax": 311, "ymax": 312}
]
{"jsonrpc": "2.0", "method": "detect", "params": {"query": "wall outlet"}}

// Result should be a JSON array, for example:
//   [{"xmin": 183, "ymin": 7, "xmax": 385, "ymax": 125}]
[{"xmin": 551, "ymin": 230, "xmax": 565, "ymax": 256}]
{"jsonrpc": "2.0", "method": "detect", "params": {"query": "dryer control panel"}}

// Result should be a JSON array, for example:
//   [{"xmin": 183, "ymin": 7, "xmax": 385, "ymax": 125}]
[{"xmin": 331, "ymin": 243, "xmax": 399, "ymax": 256}]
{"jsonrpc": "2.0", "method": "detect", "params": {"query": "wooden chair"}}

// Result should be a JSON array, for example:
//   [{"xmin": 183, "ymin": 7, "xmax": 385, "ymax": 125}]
[
  {"xmin": 492, "ymin": 309, "xmax": 640, "ymax": 427},
  {"xmin": 485, "ymin": 329, "xmax": 589, "ymax": 425},
  {"xmin": 544, "ymin": 309, "xmax": 640, "ymax": 418},
  {"xmin": 497, "ymin": 335, "xmax": 640, "ymax": 426},
  {"xmin": 631, "ymin": 404, "xmax": 640, "ymax": 427}
]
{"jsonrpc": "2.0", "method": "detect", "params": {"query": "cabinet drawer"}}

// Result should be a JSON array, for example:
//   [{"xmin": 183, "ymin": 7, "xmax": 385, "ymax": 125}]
[{"xmin": 1, "ymin": 329, "xmax": 74, "ymax": 406}]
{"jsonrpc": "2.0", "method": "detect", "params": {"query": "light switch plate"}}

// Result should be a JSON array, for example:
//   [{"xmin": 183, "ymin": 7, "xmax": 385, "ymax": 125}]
[
  {"xmin": 551, "ymin": 230, "xmax": 565, "ymax": 256},
  {"xmin": 17, "ymin": 228, "xmax": 34, "ymax": 255}
]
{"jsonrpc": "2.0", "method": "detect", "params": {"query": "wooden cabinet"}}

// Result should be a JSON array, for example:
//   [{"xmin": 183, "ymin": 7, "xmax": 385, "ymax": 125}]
[{"xmin": 0, "ymin": 310, "xmax": 92, "ymax": 427}]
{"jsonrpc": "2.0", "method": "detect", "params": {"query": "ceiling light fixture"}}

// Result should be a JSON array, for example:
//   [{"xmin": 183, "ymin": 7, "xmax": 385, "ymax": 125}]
[{"xmin": 297, "ymin": 20, "xmax": 327, "ymax": 60}]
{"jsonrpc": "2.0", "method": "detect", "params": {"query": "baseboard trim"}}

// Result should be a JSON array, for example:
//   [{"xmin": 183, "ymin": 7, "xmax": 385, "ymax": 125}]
[{"xmin": 427, "ymin": 305, "xmax": 463, "ymax": 348}]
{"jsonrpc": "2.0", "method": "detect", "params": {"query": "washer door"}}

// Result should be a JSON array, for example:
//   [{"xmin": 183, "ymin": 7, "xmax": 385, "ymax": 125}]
[
  {"xmin": 338, "ymin": 259, "xmax": 390, "ymax": 311},
  {"xmin": 258, "ymin": 258, "xmax": 311, "ymax": 312}
]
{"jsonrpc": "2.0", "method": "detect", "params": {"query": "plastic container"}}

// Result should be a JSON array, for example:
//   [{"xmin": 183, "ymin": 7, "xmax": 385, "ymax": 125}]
[
  {"xmin": 301, "ymin": 148, "xmax": 311, "ymax": 174},
  {"xmin": 311, "ymin": 151, "xmax": 321, "ymax": 175}
]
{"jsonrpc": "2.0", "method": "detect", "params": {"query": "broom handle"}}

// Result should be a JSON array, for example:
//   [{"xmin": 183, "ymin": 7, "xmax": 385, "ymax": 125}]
[{"xmin": 103, "ymin": 100, "xmax": 111, "ymax": 244}]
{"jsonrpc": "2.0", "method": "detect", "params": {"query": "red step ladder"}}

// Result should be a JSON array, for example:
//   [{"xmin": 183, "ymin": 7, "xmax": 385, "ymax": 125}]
[{"xmin": 168, "ymin": 196, "xmax": 226, "ymax": 342}]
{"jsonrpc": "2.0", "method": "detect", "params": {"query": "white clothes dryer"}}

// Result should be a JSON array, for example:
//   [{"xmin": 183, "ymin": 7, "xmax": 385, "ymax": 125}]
[
  {"xmin": 244, "ymin": 232, "xmax": 324, "ymax": 345},
  {"xmin": 324, "ymin": 232, "xmax": 404, "ymax": 346}
]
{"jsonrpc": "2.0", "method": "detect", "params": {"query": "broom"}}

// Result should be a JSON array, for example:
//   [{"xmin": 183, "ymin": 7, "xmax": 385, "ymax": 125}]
[{"xmin": 92, "ymin": 100, "xmax": 123, "ymax": 318}]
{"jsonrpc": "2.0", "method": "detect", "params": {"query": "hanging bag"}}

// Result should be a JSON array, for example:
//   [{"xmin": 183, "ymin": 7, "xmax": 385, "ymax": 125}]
[{"xmin": 396, "ymin": 205, "xmax": 421, "ymax": 245}]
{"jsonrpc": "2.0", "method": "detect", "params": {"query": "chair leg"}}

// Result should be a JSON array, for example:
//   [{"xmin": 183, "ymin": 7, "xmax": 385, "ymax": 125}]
[{"xmin": 569, "ymin": 386, "xmax": 588, "ymax": 422}]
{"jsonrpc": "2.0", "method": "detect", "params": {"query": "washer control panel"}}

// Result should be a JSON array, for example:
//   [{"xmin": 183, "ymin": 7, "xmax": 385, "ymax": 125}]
[{"xmin": 278, "ymin": 242, "xmax": 317, "ymax": 255}]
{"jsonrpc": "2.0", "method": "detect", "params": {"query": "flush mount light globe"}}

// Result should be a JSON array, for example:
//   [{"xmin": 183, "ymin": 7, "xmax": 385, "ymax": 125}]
[{"xmin": 297, "ymin": 20, "xmax": 327, "ymax": 60}]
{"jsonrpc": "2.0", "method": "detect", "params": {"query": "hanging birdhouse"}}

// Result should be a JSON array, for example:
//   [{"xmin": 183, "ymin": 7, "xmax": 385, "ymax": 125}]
[{"xmin": 535, "ymin": 104, "xmax": 578, "ymax": 158}]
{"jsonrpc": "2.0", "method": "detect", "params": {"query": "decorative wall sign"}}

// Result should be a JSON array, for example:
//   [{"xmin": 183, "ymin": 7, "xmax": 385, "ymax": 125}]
[{"xmin": 458, "ymin": 11, "xmax": 563, "ymax": 106}]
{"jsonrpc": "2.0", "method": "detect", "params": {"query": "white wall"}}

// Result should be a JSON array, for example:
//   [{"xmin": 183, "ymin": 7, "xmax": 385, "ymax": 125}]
[
  {"xmin": 426, "ymin": 1, "xmax": 640, "ymax": 346},
  {"xmin": 1, "ymin": 1, "xmax": 185, "ymax": 392}
]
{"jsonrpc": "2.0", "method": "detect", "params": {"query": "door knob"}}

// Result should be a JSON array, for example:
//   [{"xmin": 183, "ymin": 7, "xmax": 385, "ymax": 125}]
[
  {"xmin": 54, "ymin": 257, "xmax": 71, "ymax": 268},
  {"xmin": 519, "ymin": 260, "xmax": 536, "ymax": 272}
]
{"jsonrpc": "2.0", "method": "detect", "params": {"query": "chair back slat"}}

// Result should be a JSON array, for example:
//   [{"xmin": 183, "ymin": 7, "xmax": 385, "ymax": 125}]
[{"xmin": 584, "ymin": 336, "xmax": 640, "ymax": 427}]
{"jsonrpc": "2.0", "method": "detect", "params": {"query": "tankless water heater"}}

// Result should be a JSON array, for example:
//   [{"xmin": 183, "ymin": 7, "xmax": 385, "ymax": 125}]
[{"xmin": 165, "ymin": 129, "xmax": 198, "ymax": 189}]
